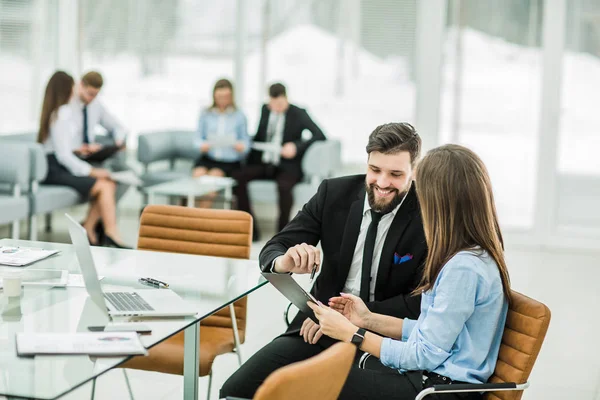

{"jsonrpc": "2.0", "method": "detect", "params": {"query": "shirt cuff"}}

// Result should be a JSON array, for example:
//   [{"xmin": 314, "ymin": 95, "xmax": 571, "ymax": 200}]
[
  {"xmin": 269, "ymin": 256, "xmax": 288, "ymax": 273},
  {"xmin": 380, "ymin": 337, "xmax": 406, "ymax": 370},
  {"xmin": 402, "ymin": 318, "xmax": 417, "ymax": 341}
]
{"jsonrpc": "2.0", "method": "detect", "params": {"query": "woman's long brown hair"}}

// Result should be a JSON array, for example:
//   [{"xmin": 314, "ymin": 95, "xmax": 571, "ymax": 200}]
[
  {"xmin": 210, "ymin": 78, "xmax": 236, "ymax": 110},
  {"xmin": 413, "ymin": 144, "xmax": 511, "ymax": 301},
  {"xmin": 37, "ymin": 71, "xmax": 74, "ymax": 143}
]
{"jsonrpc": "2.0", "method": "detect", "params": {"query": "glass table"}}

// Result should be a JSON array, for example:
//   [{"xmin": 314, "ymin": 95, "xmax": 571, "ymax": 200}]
[
  {"xmin": 0, "ymin": 239, "xmax": 267, "ymax": 400},
  {"xmin": 145, "ymin": 176, "xmax": 236, "ymax": 209}
]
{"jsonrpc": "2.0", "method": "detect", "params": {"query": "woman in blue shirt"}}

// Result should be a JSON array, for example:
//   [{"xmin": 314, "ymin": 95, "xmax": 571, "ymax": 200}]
[
  {"xmin": 193, "ymin": 79, "xmax": 250, "ymax": 178},
  {"xmin": 308, "ymin": 144, "xmax": 511, "ymax": 400}
]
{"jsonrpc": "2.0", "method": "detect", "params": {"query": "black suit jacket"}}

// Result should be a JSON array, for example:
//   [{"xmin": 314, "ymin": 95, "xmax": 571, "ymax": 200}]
[
  {"xmin": 260, "ymin": 175, "xmax": 427, "ymax": 333},
  {"xmin": 248, "ymin": 104, "xmax": 326, "ymax": 177}
]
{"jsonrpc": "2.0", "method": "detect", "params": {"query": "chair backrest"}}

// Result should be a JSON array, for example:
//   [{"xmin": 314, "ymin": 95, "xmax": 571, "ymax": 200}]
[
  {"xmin": 485, "ymin": 291, "xmax": 551, "ymax": 400},
  {"xmin": 137, "ymin": 205, "xmax": 253, "ymax": 341},
  {"xmin": 137, "ymin": 130, "xmax": 197, "ymax": 165},
  {"xmin": 301, "ymin": 139, "xmax": 342, "ymax": 183},
  {"xmin": 254, "ymin": 342, "xmax": 356, "ymax": 400}
]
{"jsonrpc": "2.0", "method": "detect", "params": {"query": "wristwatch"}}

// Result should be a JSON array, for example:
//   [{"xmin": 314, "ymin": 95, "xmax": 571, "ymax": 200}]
[{"xmin": 351, "ymin": 328, "xmax": 367, "ymax": 348}]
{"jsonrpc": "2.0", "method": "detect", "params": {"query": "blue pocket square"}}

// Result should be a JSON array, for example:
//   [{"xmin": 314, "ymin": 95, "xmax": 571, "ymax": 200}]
[{"xmin": 394, "ymin": 252, "xmax": 414, "ymax": 264}]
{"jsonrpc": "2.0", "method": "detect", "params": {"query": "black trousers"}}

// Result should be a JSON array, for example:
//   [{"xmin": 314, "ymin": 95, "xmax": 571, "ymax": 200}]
[
  {"xmin": 231, "ymin": 164, "xmax": 301, "ymax": 233},
  {"xmin": 219, "ymin": 334, "xmax": 481, "ymax": 400}
]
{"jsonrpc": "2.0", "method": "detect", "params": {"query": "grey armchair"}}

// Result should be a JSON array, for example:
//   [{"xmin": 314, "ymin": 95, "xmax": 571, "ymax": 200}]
[
  {"xmin": 0, "ymin": 142, "xmax": 31, "ymax": 238},
  {"xmin": 137, "ymin": 130, "xmax": 198, "ymax": 201}
]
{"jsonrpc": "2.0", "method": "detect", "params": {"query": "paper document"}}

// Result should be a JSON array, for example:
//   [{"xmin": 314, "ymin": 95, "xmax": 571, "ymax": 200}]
[
  {"xmin": 0, "ymin": 246, "xmax": 59, "ymax": 266},
  {"xmin": 205, "ymin": 136, "xmax": 238, "ymax": 148},
  {"xmin": 16, "ymin": 332, "xmax": 148, "ymax": 356},
  {"xmin": 251, "ymin": 142, "xmax": 281, "ymax": 153},
  {"xmin": 110, "ymin": 170, "xmax": 143, "ymax": 186}
]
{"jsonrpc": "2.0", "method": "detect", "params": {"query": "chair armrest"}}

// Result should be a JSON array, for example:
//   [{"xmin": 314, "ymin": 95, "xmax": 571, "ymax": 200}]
[
  {"xmin": 415, "ymin": 381, "xmax": 529, "ymax": 400},
  {"xmin": 284, "ymin": 302, "xmax": 294, "ymax": 327},
  {"xmin": 0, "ymin": 142, "xmax": 31, "ymax": 189},
  {"xmin": 137, "ymin": 131, "xmax": 179, "ymax": 165}
]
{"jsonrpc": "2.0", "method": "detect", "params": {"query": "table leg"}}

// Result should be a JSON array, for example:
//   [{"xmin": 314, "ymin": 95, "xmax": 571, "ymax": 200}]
[
  {"xmin": 187, "ymin": 193, "xmax": 194, "ymax": 208},
  {"xmin": 224, "ymin": 186, "xmax": 232, "ymax": 210},
  {"xmin": 183, "ymin": 322, "xmax": 200, "ymax": 399}
]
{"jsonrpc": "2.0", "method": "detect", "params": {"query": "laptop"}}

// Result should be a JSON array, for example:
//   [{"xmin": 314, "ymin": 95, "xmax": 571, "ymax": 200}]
[{"xmin": 65, "ymin": 214, "xmax": 198, "ymax": 318}]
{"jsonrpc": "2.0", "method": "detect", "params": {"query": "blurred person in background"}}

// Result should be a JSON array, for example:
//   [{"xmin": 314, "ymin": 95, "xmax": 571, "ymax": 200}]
[
  {"xmin": 37, "ymin": 71, "xmax": 129, "ymax": 249},
  {"xmin": 71, "ymin": 70, "xmax": 128, "ymax": 156},
  {"xmin": 192, "ymin": 78, "xmax": 250, "ymax": 207},
  {"xmin": 232, "ymin": 83, "xmax": 326, "ymax": 240}
]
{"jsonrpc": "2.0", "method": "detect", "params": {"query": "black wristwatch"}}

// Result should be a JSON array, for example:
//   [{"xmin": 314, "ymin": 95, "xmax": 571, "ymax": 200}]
[{"xmin": 351, "ymin": 328, "xmax": 367, "ymax": 348}]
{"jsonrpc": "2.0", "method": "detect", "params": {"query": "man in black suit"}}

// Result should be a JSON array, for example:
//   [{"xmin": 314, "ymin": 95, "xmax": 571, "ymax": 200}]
[
  {"xmin": 221, "ymin": 123, "xmax": 427, "ymax": 399},
  {"xmin": 232, "ymin": 83, "xmax": 326, "ymax": 239}
]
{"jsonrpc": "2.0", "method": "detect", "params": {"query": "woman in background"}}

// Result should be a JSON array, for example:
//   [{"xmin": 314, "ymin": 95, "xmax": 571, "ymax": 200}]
[
  {"xmin": 192, "ymin": 78, "xmax": 250, "ymax": 207},
  {"xmin": 308, "ymin": 144, "xmax": 511, "ymax": 400},
  {"xmin": 37, "ymin": 71, "xmax": 128, "ymax": 248}
]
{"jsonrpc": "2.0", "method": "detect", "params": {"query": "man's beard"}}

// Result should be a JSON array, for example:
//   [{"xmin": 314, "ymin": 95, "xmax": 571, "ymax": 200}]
[{"xmin": 366, "ymin": 183, "xmax": 409, "ymax": 214}]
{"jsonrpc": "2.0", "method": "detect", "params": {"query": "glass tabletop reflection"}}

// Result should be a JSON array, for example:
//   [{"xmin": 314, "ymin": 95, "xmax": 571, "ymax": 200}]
[{"xmin": 0, "ymin": 239, "xmax": 266, "ymax": 400}]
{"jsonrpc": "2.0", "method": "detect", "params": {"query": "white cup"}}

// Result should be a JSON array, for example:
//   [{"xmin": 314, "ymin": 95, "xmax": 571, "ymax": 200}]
[{"xmin": 2, "ymin": 271, "xmax": 23, "ymax": 297}]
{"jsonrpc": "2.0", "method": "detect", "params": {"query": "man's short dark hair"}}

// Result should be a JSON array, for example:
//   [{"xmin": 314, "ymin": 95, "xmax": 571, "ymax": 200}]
[
  {"xmin": 366, "ymin": 122, "xmax": 422, "ymax": 165},
  {"xmin": 269, "ymin": 83, "xmax": 287, "ymax": 98},
  {"xmin": 81, "ymin": 71, "xmax": 103, "ymax": 89}
]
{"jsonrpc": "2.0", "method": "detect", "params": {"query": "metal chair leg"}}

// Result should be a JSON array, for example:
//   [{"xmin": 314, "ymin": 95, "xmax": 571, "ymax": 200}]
[
  {"xmin": 91, "ymin": 378, "xmax": 96, "ymax": 400},
  {"xmin": 122, "ymin": 369, "xmax": 135, "ymax": 400},
  {"xmin": 206, "ymin": 371, "xmax": 213, "ymax": 400},
  {"xmin": 45, "ymin": 213, "xmax": 52, "ymax": 233},
  {"xmin": 229, "ymin": 303, "xmax": 243, "ymax": 365}
]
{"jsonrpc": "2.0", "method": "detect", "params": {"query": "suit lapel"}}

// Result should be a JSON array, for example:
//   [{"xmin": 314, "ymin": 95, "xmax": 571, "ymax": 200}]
[
  {"xmin": 336, "ymin": 190, "xmax": 365, "ymax": 292},
  {"xmin": 374, "ymin": 185, "xmax": 417, "ymax": 300}
]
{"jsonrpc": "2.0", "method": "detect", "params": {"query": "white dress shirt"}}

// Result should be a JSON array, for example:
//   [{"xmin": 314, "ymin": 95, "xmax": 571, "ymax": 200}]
[
  {"xmin": 262, "ymin": 111, "xmax": 285, "ymax": 165},
  {"xmin": 342, "ymin": 193, "xmax": 409, "ymax": 302},
  {"xmin": 43, "ymin": 104, "xmax": 93, "ymax": 176},
  {"xmin": 70, "ymin": 95, "xmax": 128, "ymax": 146}
]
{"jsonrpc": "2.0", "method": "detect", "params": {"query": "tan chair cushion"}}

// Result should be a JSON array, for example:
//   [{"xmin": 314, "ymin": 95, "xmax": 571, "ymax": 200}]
[
  {"xmin": 485, "ymin": 291, "xmax": 551, "ymax": 400},
  {"xmin": 254, "ymin": 342, "xmax": 356, "ymax": 400},
  {"xmin": 122, "ymin": 326, "xmax": 236, "ymax": 377},
  {"xmin": 137, "ymin": 205, "xmax": 252, "ymax": 259}
]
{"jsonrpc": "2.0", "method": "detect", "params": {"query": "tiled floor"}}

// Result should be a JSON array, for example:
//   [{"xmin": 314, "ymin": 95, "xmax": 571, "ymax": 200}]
[{"xmin": 2, "ymin": 189, "xmax": 599, "ymax": 400}]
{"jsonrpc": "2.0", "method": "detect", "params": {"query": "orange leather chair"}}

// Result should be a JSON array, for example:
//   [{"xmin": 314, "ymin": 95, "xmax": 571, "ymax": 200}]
[
  {"xmin": 224, "ymin": 342, "xmax": 356, "ymax": 400},
  {"xmin": 415, "ymin": 290, "xmax": 551, "ymax": 400},
  {"xmin": 122, "ymin": 205, "xmax": 253, "ymax": 399}
]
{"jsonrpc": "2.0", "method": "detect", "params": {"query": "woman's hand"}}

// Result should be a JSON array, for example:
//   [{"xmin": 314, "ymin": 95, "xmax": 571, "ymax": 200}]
[
  {"xmin": 233, "ymin": 142, "xmax": 246, "ymax": 153},
  {"xmin": 307, "ymin": 301, "xmax": 357, "ymax": 343},
  {"xmin": 200, "ymin": 143, "xmax": 211, "ymax": 153},
  {"xmin": 89, "ymin": 168, "xmax": 110, "ymax": 179},
  {"xmin": 328, "ymin": 293, "xmax": 372, "ymax": 329}
]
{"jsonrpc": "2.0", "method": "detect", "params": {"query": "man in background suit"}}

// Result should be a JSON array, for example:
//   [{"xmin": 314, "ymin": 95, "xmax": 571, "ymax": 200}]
[
  {"xmin": 221, "ymin": 123, "xmax": 427, "ymax": 399},
  {"xmin": 232, "ymin": 83, "xmax": 326, "ymax": 240}
]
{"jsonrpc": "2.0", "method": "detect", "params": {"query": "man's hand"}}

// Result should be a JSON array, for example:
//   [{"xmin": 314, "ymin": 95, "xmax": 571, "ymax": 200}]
[
  {"xmin": 280, "ymin": 142, "xmax": 297, "ymax": 159},
  {"xmin": 299, "ymin": 317, "xmax": 323, "ymax": 344},
  {"xmin": 328, "ymin": 293, "xmax": 372, "ymax": 329},
  {"xmin": 200, "ymin": 143, "xmax": 211, "ymax": 153},
  {"xmin": 273, "ymin": 243, "xmax": 321, "ymax": 274},
  {"xmin": 89, "ymin": 168, "xmax": 111, "ymax": 179},
  {"xmin": 234, "ymin": 142, "xmax": 246, "ymax": 153}
]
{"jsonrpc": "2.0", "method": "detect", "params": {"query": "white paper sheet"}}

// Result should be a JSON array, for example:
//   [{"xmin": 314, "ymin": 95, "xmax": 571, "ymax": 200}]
[
  {"xmin": 16, "ymin": 332, "xmax": 148, "ymax": 356},
  {"xmin": 0, "ymin": 246, "xmax": 59, "ymax": 267}
]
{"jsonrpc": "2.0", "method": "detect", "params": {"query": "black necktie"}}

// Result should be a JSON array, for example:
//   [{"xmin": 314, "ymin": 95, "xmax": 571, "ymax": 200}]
[
  {"xmin": 82, "ymin": 105, "xmax": 89, "ymax": 144},
  {"xmin": 360, "ymin": 210, "xmax": 383, "ymax": 301}
]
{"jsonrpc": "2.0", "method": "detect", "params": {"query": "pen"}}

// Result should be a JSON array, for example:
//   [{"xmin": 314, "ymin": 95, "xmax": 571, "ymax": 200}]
[
  {"xmin": 309, "ymin": 264, "xmax": 317, "ymax": 282},
  {"xmin": 139, "ymin": 277, "xmax": 169, "ymax": 289}
]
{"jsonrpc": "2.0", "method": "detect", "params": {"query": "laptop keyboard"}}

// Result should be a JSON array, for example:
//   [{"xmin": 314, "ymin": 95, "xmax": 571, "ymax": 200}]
[{"xmin": 104, "ymin": 292, "xmax": 154, "ymax": 312}]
